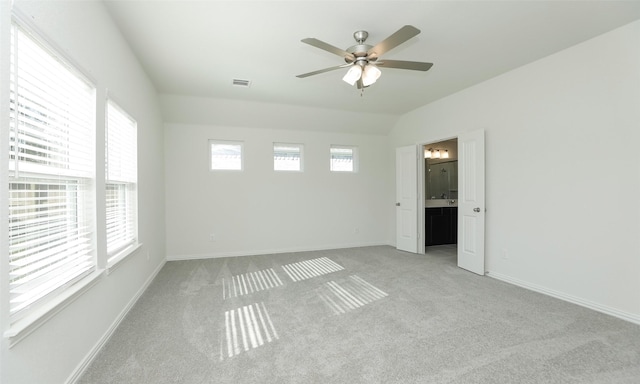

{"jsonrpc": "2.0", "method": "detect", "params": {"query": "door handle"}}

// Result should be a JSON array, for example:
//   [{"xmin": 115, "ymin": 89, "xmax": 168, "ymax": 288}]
[
  {"xmin": 473, "ymin": 207, "xmax": 481, "ymax": 212},
  {"xmin": 396, "ymin": 202, "xmax": 401, "ymax": 206}
]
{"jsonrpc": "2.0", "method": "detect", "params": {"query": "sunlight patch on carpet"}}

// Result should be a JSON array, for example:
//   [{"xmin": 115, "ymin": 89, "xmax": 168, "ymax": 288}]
[
  {"xmin": 222, "ymin": 268, "xmax": 284, "ymax": 299},
  {"xmin": 316, "ymin": 275, "xmax": 388, "ymax": 315},
  {"xmin": 281, "ymin": 257, "xmax": 344, "ymax": 282},
  {"xmin": 220, "ymin": 302, "xmax": 279, "ymax": 360}
]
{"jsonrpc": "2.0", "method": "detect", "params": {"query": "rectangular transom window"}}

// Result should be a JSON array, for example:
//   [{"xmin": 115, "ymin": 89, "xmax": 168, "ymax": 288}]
[
  {"xmin": 273, "ymin": 143, "xmax": 303, "ymax": 171},
  {"xmin": 106, "ymin": 100, "xmax": 138, "ymax": 261},
  {"xmin": 8, "ymin": 21, "xmax": 96, "ymax": 321},
  {"xmin": 330, "ymin": 145, "xmax": 358, "ymax": 172},
  {"xmin": 210, "ymin": 140, "xmax": 243, "ymax": 171}
]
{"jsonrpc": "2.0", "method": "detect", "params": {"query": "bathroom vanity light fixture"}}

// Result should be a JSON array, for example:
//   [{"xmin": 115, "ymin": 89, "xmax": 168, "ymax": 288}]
[{"xmin": 424, "ymin": 148, "xmax": 449, "ymax": 159}]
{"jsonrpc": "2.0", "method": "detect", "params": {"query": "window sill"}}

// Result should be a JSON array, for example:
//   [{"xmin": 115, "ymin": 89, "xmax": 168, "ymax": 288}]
[
  {"xmin": 107, "ymin": 242, "xmax": 143, "ymax": 275},
  {"xmin": 4, "ymin": 269, "xmax": 105, "ymax": 347}
]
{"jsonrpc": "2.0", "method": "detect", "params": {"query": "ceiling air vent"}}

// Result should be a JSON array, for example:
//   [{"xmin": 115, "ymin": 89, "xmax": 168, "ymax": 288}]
[{"xmin": 232, "ymin": 79, "xmax": 251, "ymax": 88}]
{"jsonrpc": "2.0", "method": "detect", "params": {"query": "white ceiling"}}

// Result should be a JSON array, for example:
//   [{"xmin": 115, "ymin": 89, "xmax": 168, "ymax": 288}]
[{"xmin": 104, "ymin": 0, "xmax": 640, "ymax": 116}]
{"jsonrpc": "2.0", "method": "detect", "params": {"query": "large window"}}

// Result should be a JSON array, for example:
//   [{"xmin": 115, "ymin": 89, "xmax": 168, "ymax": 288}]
[
  {"xmin": 330, "ymin": 145, "xmax": 358, "ymax": 172},
  {"xmin": 105, "ymin": 100, "xmax": 137, "ymax": 261},
  {"xmin": 8, "ymin": 22, "xmax": 96, "ymax": 320},
  {"xmin": 210, "ymin": 140, "xmax": 243, "ymax": 171},
  {"xmin": 273, "ymin": 143, "xmax": 303, "ymax": 171}
]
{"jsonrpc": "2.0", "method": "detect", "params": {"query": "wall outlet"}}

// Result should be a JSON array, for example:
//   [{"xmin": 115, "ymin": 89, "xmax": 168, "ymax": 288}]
[
  {"xmin": 502, "ymin": 249, "xmax": 508, "ymax": 260},
  {"xmin": 209, "ymin": 233, "xmax": 216, "ymax": 242},
  {"xmin": 354, "ymin": 227, "xmax": 360, "ymax": 234}
]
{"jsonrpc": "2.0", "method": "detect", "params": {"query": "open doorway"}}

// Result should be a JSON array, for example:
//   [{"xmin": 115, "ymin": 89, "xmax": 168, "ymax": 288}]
[
  {"xmin": 417, "ymin": 131, "xmax": 485, "ymax": 275},
  {"xmin": 419, "ymin": 138, "xmax": 458, "ymax": 263}
]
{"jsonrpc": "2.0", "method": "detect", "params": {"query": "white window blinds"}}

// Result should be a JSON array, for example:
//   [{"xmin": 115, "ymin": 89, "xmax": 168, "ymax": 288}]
[
  {"xmin": 274, "ymin": 143, "xmax": 303, "ymax": 171},
  {"xmin": 330, "ymin": 146, "xmax": 358, "ymax": 172},
  {"xmin": 8, "ymin": 22, "xmax": 96, "ymax": 319},
  {"xmin": 105, "ymin": 100, "xmax": 137, "ymax": 259},
  {"xmin": 210, "ymin": 140, "xmax": 243, "ymax": 171}
]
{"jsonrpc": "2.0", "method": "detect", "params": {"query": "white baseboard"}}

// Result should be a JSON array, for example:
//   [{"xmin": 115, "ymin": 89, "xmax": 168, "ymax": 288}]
[
  {"xmin": 167, "ymin": 242, "xmax": 390, "ymax": 261},
  {"xmin": 66, "ymin": 258, "xmax": 167, "ymax": 384},
  {"xmin": 487, "ymin": 271, "xmax": 640, "ymax": 326}
]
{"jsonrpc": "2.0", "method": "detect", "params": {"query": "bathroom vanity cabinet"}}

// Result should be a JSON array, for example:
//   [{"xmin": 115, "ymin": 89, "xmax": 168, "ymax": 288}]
[{"xmin": 425, "ymin": 207, "xmax": 458, "ymax": 246}]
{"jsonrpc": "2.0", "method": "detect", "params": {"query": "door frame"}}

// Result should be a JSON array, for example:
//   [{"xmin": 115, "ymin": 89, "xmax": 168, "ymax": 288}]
[{"xmin": 418, "ymin": 135, "xmax": 459, "ymax": 255}]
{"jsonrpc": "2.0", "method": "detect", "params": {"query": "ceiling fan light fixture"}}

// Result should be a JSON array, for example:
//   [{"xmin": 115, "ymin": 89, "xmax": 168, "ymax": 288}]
[
  {"xmin": 342, "ymin": 65, "xmax": 363, "ymax": 86},
  {"xmin": 361, "ymin": 65, "xmax": 381, "ymax": 86}
]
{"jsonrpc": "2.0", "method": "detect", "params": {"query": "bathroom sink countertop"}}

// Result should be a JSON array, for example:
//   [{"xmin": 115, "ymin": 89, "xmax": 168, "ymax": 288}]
[{"xmin": 425, "ymin": 199, "xmax": 458, "ymax": 208}]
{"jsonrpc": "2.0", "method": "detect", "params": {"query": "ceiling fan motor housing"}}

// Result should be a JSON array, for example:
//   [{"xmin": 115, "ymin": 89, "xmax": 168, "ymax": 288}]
[{"xmin": 345, "ymin": 45, "xmax": 373, "ymax": 63}]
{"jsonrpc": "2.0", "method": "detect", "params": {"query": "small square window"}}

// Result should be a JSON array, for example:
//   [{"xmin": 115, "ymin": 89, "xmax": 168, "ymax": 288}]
[
  {"xmin": 210, "ymin": 140, "xmax": 243, "ymax": 171},
  {"xmin": 330, "ymin": 145, "xmax": 358, "ymax": 172},
  {"xmin": 274, "ymin": 143, "xmax": 303, "ymax": 171}
]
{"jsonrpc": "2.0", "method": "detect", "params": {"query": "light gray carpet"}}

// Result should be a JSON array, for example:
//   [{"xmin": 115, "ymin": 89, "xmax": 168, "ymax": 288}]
[{"xmin": 79, "ymin": 245, "xmax": 640, "ymax": 383}]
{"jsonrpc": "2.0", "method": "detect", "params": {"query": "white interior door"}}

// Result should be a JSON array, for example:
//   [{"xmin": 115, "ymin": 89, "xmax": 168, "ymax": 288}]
[
  {"xmin": 396, "ymin": 145, "xmax": 418, "ymax": 253},
  {"xmin": 458, "ymin": 130, "xmax": 485, "ymax": 275}
]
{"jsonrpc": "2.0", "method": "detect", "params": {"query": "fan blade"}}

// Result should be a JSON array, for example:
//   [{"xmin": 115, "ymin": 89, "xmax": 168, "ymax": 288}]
[
  {"xmin": 296, "ymin": 64, "xmax": 351, "ymax": 78},
  {"xmin": 367, "ymin": 25, "xmax": 420, "ymax": 59},
  {"xmin": 301, "ymin": 38, "xmax": 355, "ymax": 62},
  {"xmin": 376, "ymin": 60, "xmax": 433, "ymax": 71}
]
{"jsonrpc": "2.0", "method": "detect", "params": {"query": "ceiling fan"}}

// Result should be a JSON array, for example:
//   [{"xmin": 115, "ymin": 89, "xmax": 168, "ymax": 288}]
[{"xmin": 296, "ymin": 25, "xmax": 433, "ymax": 89}]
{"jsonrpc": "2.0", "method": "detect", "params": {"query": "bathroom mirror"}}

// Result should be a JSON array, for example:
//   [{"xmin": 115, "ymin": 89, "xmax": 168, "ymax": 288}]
[{"xmin": 426, "ymin": 160, "xmax": 458, "ymax": 200}]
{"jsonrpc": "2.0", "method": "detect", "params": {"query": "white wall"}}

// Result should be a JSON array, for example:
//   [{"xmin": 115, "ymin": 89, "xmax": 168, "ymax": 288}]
[
  {"xmin": 162, "ymin": 98, "xmax": 395, "ymax": 260},
  {"xmin": 0, "ymin": 1, "xmax": 166, "ymax": 383},
  {"xmin": 164, "ymin": 96, "xmax": 392, "ymax": 259},
  {"xmin": 160, "ymin": 94, "xmax": 399, "ymax": 136},
  {"xmin": 390, "ymin": 20, "xmax": 640, "ymax": 322}
]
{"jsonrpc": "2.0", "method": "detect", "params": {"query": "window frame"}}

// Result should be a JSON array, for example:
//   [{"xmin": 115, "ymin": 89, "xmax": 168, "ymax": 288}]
[
  {"xmin": 209, "ymin": 140, "xmax": 244, "ymax": 171},
  {"xmin": 273, "ymin": 142, "xmax": 304, "ymax": 172},
  {"xmin": 6, "ymin": 17, "xmax": 98, "ymax": 329},
  {"xmin": 105, "ymin": 98, "xmax": 139, "ymax": 267},
  {"xmin": 329, "ymin": 145, "xmax": 359, "ymax": 173}
]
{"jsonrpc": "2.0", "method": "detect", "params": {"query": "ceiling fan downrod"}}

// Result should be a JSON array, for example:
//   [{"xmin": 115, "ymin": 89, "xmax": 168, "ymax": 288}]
[
  {"xmin": 353, "ymin": 30, "xmax": 368, "ymax": 44},
  {"xmin": 346, "ymin": 30, "xmax": 374, "ymax": 64}
]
